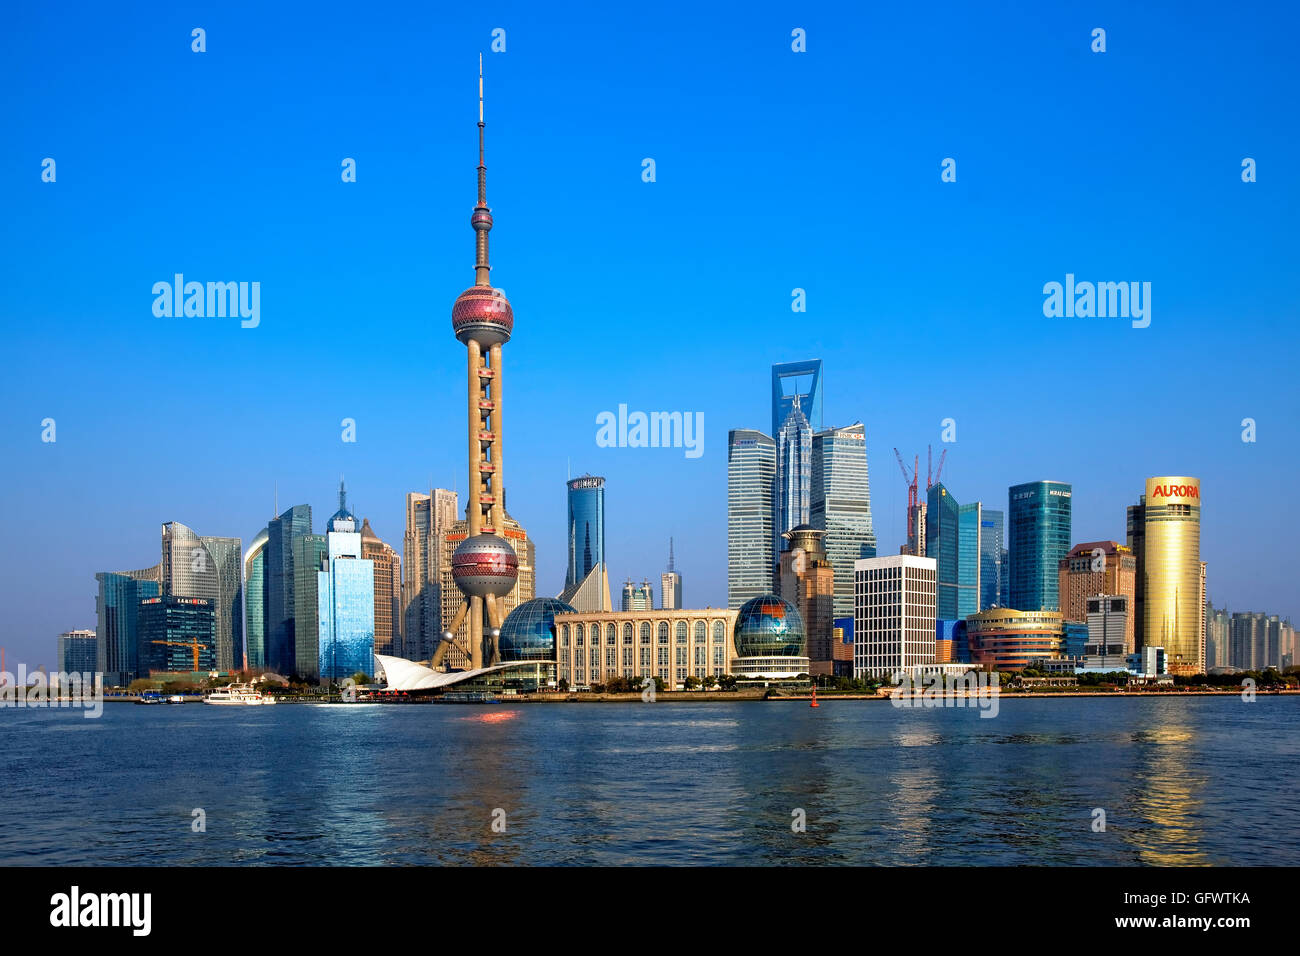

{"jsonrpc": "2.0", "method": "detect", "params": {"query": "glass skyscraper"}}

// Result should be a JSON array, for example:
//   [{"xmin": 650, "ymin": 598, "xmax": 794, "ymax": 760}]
[
  {"xmin": 957, "ymin": 501, "xmax": 982, "ymax": 619},
  {"xmin": 926, "ymin": 482, "xmax": 961, "ymax": 620},
  {"xmin": 978, "ymin": 508, "xmax": 1005, "ymax": 610},
  {"xmin": 1008, "ymin": 480, "xmax": 1073, "ymax": 612},
  {"xmin": 243, "ymin": 528, "xmax": 268, "ymax": 669},
  {"xmin": 771, "ymin": 359, "xmax": 823, "ymax": 439},
  {"xmin": 161, "ymin": 521, "xmax": 242, "ymax": 672},
  {"xmin": 95, "ymin": 567, "xmax": 161, "ymax": 685},
  {"xmin": 317, "ymin": 498, "xmax": 375, "ymax": 681},
  {"xmin": 294, "ymin": 533, "xmax": 327, "ymax": 679},
  {"xmin": 138, "ymin": 596, "xmax": 217, "ymax": 673},
  {"xmin": 811, "ymin": 422, "xmax": 878, "ymax": 618},
  {"xmin": 565, "ymin": 475, "xmax": 606, "ymax": 592},
  {"xmin": 727, "ymin": 428, "xmax": 776, "ymax": 608},
  {"xmin": 266, "ymin": 504, "xmax": 312, "ymax": 675},
  {"xmin": 774, "ymin": 396, "xmax": 812, "ymax": 572}
]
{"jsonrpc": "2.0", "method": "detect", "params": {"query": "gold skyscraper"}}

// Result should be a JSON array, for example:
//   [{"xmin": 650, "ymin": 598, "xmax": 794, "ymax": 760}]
[{"xmin": 1140, "ymin": 476, "xmax": 1204, "ymax": 675}]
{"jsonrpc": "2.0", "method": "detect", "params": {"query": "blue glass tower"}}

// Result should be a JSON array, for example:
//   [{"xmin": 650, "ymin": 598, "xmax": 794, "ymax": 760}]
[
  {"xmin": 1008, "ymin": 480, "xmax": 1073, "ymax": 612},
  {"xmin": 774, "ymin": 396, "xmax": 812, "ymax": 579},
  {"xmin": 266, "ymin": 504, "xmax": 312, "ymax": 675},
  {"xmin": 565, "ymin": 475, "xmax": 605, "ymax": 592},
  {"xmin": 95, "ymin": 570, "xmax": 161, "ymax": 685},
  {"xmin": 957, "ymin": 501, "xmax": 982, "ymax": 619},
  {"xmin": 771, "ymin": 360, "xmax": 823, "ymax": 439},
  {"xmin": 317, "ymin": 490, "xmax": 375, "ymax": 681},
  {"xmin": 979, "ymin": 509, "xmax": 1005, "ymax": 610},
  {"xmin": 926, "ymin": 482, "xmax": 960, "ymax": 620}
]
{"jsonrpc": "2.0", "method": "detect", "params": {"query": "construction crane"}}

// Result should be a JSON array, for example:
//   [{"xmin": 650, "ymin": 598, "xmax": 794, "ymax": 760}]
[
  {"xmin": 150, "ymin": 639, "xmax": 207, "ymax": 673},
  {"xmin": 932, "ymin": 447, "xmax": 947, "ymax": 488},
  {"xmin": 893, "ymin": 448, "xmax": 919, "ymax": 519}
]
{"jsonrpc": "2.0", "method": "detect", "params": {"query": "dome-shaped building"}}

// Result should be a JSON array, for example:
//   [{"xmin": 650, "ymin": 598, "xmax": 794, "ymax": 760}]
[
  {"xmin": 732, "ymin": 594, "xmax": 811, "ymax": 680},
  {"xmin": 498, "ymin": 597, "xmax": 575, "ymax": 663}
]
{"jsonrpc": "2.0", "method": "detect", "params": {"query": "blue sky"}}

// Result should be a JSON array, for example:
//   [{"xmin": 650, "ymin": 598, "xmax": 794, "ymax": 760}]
[{"xmin": 2, "ymin": 1, "xmax": 1297, "ymax": 669}]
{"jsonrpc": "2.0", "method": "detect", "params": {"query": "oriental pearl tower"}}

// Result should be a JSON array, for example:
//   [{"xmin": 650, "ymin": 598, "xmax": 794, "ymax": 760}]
[{"xmin": 433, "ymin": 58, "xmax": 519, "ymax": 672}]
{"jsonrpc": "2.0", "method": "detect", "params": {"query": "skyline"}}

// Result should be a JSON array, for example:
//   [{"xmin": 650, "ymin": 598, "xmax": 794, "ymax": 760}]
[{"xmin": 3, "ymin": 1, "xmax": 1299, "ymax": 669}]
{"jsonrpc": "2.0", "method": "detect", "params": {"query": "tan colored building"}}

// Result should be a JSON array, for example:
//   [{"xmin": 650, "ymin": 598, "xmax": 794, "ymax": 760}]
[
  {"xmin": 361, "ymin": 519, "xmax": 402, "ymax": 657},
  {"xmin": 439, "ymin": 513, "xmax": 535, "ymax": 669},
  {"xmin": 553, "ymin": 608, "xmax": 738, "ymax": 690},
  {"xmin": 402, "ymin": 489, "xmax": 458, "ymax": 661},
  {"xmin": 1058, "ymin": 541, "xmax": 1137, "ymax": 652},
  {"xmin": 779, "ymin": 526, "xmax": 835, "ymax": 676}
]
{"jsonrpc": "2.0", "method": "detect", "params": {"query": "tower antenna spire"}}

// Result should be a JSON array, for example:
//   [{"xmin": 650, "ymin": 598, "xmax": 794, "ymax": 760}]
[{"xmin": 473, "ymin": 54, "xmax": 492, "ymax": 286}]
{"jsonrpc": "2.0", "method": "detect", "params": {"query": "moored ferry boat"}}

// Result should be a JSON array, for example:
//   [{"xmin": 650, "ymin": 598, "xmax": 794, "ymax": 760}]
[{"xmin": 204, "ymin": 683, "xmax": 277, "ymax": 706}]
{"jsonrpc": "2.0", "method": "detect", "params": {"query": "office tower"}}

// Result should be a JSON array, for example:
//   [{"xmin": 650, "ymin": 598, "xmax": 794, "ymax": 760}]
[
  {"xmin": 57, "ymin": 630, "xmax": 97, "ymax": 675},
  {"xmin": 999, "ymin": 547, "xmax": 1010, "ymax": 606},
  {"xmin": 1199, "ymin": 561, "xmax": 1208, "ymax": 671},
  {"xmin": 361, "ymin": 519, "xmax": 402, "ymax": 657},
  {"xmin": 437, "ymin": 62, "xmax": 525, "ymax": 673},
  {"xmin": 1084, "ymin": 595, "xmax": 1130, "ymax": 670},
  {"xmin": 979, "ymin": 509, "xmax": 1004, "ymax": 610},
  {"xmin": 621, "ymin": 578, "xmax": 654, "ymax": 611},
  {"xmin": 1263, "ymin": 614, "xmax": 1282, "ymax": 670},
  {"xmin": 1058, "ymin": 541, "xmax": 1137, "ymax": 653},
  {"xmin": 317, "ymin": 497, "xmax": 375, "ymax": 680},
  {"xmin": 1063, "ymin": 620, "xmax": 1089, "ymax": 659},
  {"xmin": 853, "ymin": 554, "xmax": 937, "ymax": 680},
  {"xmin": 774, "ymin": 396, "xmax": 813, "ymax": 585},
  {"xmin": 966, "ymin": 608, "xmax": 1063, "ymax": 672},
  {"xmin": 95, "ymin": 565, "xmax": 161, "ymax": 686},
  {"xmin": 1126, "ymin": 498, "xmax": 1146, "ymax": 646},
  {"xmin": 661, "ymin": 538, "xmax": 682, "ymax": 610},
  {"xmin": 1008, "ymin": 480, "xmax": 1072, "ymax": 612},
  {"xmin": 957, "ymin": 501, "xmax": 982, "ymax": 619},
  {"xmin": 557, "ymin": 558, "xmax": 611, "ymax": 612},
  {"xmin": 293, "ymin": 533, "xmax": 328, "ymax": 678},
  {"xmin": 926, "ymin": 482, "xmax": 960, "ymax": 619},
  {"xmin": 243, "ymin": 527, "xmax": 268, "ymax": 670},
  {"xmin": 832, "ymin": 617, "xmax": 855, "ymax": 676},
  {"xmin": 566, "ymin": 475, "xmax": 606, "ymax": 591},
  {"xmin": 161, "ymin": 522, "xmax": 242, "ymax": 672},
  {"xmin": 138, "ymin": 596, "xmax": 217, "ymax": 674},
  {"xmin": 727, "ymin": 428, "xmax": 776, "ymax": 608},
  {"xmin": 1205, "ymin": 602, "xmax": 1229, "ymax": 670},
  {"xmin": 1229, "ymin": 612, "xmax": 1260, "ymax": 670},
  {"xmin": 265, "ymin": 504, "xmax": 312, "ymax": 675},
  {"xmin": 902, "ymin": 499, "xmax": 928, "ymax": 557},
  {"xmin": 811, "ymin": 422, "xmax": 878, "ymax": 618},
  {"xmin": 779, "ymin": 526, "xmax": 835, "ymax": 676},
  {"xmin": 402, "ymin": 489, "xmax": 457, "ymax": 661},
  {"xmin": 771, "ymin": 359, "xmax": 824, "ymax": 439},
  {"xmin": 1137, "ymin": 477, "xmax": 1203, "ymax": 675}
]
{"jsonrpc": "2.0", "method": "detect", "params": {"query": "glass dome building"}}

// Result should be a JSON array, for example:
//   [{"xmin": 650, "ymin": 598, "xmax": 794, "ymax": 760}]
[
  {"xmin": 498, "ymin": 597, "xmax": 576, "ymax": 662},
  {"xmin": 732, "ymin": 594, "xmax": 811, "ymax": 680}
]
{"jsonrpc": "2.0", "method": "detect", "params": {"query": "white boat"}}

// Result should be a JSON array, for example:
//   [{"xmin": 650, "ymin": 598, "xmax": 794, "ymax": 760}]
[
  {"xmin": 166, "ymin": 695, "xmax": 186, "ymax": 704},
  {"xmin": 204, "ymin": 682, "xmax": 277, "ymax": 706}
]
